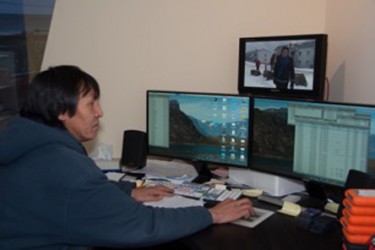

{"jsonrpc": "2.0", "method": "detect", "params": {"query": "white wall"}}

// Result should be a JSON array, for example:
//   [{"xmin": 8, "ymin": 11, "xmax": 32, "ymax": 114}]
[
  {"xmin": 325, "ymin": 0, "xmax": 375, "ymax": 104},
  {"xmin": 43, "ymin": 0, "xmax": 327, "ymax": 157}
]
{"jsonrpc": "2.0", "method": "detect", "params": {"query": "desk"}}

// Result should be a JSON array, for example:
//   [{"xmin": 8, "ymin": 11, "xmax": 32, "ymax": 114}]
[
  {"xmin": 95, "ymin": 200, "xmax": 342, "ymax": 250},
  {"xmin": 99, "ymin": 160, "xmax": 343, "ymax": 249},
  {"xmin": 180, "ymin": 202, "xmax": 342, "ymax": 250}
]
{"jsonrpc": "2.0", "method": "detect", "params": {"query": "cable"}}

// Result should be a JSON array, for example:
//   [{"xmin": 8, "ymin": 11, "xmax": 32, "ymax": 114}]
[{"xmin": 324, "ymin": 77, "xmax": 330, "ymax": 101}]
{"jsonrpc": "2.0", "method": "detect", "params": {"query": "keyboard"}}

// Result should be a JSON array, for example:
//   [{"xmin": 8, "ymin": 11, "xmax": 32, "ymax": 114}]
[
  {"xmin": 145, "ymin": 179, "xmax": 210, "ymax": 199},
  {"xmin": 216, "ymin": 189, "xmax": 243, "ymax": 201},
  {"xmin": 173, "ymin": 182, "xmax": 211, "ymax": 199},
  {"xmin": 173, "ymin": 184, "xmax": 242, "ymax": 201},
  {"xmin": 145, "ymin": 179, "xmax": 242, "ymax": 201},
  {"xmin": 202, "ymin": 188, "xmax": 242, "ymax": 202}
]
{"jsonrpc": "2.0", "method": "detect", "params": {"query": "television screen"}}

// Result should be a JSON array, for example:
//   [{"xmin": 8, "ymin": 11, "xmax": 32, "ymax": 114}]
[
  {"xmin": 147, "ymin": 90, "xmax": 251, "ymax": 168},
  {"xmin": 252, "ymin": 97, "xmax": 375, "ymax": 187},
  {"xmin": 238, "ymin": 34, "xmax": 328, "ymax": 100}
]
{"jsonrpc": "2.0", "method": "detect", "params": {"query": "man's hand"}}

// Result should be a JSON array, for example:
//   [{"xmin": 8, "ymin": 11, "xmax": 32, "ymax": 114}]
[
  {"xmin": 131, "ymin": 185, "xmax": 174, "ymax": 202},
  {"xmin": 208, "ymin": 198, "xmax": 255, "ymax": 224}
]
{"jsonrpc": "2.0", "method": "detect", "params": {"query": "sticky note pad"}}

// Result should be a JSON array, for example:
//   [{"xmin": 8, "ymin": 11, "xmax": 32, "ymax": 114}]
[
  {"xmin": 242, "ymin": 189, "xmax": 263, "ymax": 197},
  {"xmin": 278, "ymin": 201, "xmax": 302, "ymax": 217},
  {"xmin": 324, "ymin": 202, "xmax": 339, "ymax": 214}
]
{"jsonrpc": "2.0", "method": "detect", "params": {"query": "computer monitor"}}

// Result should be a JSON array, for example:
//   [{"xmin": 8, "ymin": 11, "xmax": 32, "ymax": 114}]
[
  {"xmin": 252, "ymin": 96, "xmax": 375, "ymax": 202},
  {"xmin": 147, "ymin": 90, "xmax": 251, "ymax": 181},
  {"xmin": 238, "ymin": 34, "xmax": 328, "ymax": 100}
]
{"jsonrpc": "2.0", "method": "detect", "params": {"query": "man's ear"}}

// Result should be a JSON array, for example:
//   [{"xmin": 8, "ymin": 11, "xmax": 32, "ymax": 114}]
[{"xmin": 58, "ymin": 113, "xmax": 68, "ymax": 121}]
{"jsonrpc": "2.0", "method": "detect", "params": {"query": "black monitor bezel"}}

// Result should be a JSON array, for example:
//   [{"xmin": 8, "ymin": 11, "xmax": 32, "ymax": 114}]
[
  {"xmin": 146, "ymin": 90, "xmax": 252, "ymax": 170},
  {"xmin": 238, "ymin": 34, "xmax": 328, "ymax": 100}
]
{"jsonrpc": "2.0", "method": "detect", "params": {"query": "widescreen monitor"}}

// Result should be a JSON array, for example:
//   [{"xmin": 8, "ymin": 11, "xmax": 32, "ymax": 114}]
[
  {"xmin": 252, "ymin": 97, "xmax": 375, "ymax": 188},
  {"xmin": 238, "ymin": 34, "xmax": 328, "ymax": 100},
  {"xmin": 147, "ymin": 90, "xmax": 251, "ymax": 175}
]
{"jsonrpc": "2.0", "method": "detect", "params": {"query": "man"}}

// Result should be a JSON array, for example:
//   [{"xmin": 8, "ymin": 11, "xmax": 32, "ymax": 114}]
[
  {"xmin": 0, "ymin": 65, "xmax": 253, "ymax": 249},
  {"xmin": 273, "ymin": 46, "xmax": 295, "ymax": 90}
]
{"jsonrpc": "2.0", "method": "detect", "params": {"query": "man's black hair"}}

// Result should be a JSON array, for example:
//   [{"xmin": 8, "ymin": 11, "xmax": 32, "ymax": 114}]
[{"xmin": 20, "ymin": 65, "xmax": 100, "ymax": 128}]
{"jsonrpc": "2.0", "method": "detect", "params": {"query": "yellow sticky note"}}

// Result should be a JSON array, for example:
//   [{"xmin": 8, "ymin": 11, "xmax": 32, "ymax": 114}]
[
  {"xmin": 278, "ymin": 201, "xmax": 302, "ymax": 217},
  {"xmin": 242, "ymin": 189, "xmax": 263, "ymax": 198},
  {"xmin": 324, "ymin": 202, "xmax": 339, "ymax": 214}
]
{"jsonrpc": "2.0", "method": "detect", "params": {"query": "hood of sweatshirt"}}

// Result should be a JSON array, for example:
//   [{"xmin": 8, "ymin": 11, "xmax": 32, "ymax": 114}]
[{"xmin": 0, "ymin": 116, "xmax": 84, "ymax": 166}]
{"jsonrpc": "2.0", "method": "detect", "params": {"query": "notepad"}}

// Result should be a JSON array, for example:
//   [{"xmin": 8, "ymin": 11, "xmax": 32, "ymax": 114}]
[
  {"xmin": 278, "ymin": 201, "xmax": 302, "ymax": 217},
  {"xmin": 231, "ymin": 207, "xmax": 274, "ymax": 228}
]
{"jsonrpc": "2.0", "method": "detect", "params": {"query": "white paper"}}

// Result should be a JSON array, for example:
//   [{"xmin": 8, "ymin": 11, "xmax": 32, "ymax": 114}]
[
  {"xmin": 144, "ymin": 195, "xmax": 204, "ymax": 208},
  {"xmin": 231, "ymin": 207, "xmax": 274, "ymax": 228},
  {"xmin": 105, "ymin": 172, "xmax": 125, "ymax": 182},
  {"xmin": 124, "ymin": 159, "xmax": 198, "ymax": 180}
]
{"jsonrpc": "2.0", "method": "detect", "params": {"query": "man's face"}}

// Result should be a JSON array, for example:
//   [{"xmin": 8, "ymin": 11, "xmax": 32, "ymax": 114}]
[{"xmin": 58, "ymin": 89, "xmax": 103, "ymax": 142}]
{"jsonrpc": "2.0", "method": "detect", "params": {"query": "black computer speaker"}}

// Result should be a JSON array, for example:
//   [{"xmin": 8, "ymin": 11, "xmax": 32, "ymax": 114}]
[{"xmin": 120, "ymin": 130, "xmax": 147, "ymax": 169}]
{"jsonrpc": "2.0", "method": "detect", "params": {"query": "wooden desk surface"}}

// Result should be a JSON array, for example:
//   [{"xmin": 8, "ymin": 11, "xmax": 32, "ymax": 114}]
[
  {"xmin": 180, "ymin": 206, "xmax": 342, "ymax": 250},
  {"xmin": 96, "ymin": 201, "xmax": 342, "ymax": 250}
]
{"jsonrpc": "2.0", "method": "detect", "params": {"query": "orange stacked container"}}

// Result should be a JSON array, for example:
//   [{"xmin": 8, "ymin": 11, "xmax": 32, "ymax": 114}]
[{"xmin": 341, "ymin": 189, "xmax": 375, "ymax": 250}]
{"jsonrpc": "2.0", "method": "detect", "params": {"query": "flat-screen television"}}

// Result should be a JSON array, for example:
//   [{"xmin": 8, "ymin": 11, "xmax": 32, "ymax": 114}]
[
  {"xmin": 252, "ymin": 97, "xmax": 375, "ymax": 201},
  {"xmin": 147, "ymin": 90, "xmax": 251, "ymax": 180},
  {"xmin": 238, "ymin": 34, "xmax": 328, "ymax": 100}
]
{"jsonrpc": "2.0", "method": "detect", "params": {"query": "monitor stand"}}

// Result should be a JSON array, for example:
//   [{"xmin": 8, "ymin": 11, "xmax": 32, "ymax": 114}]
[
  {"xmin": 297, "ymin": 180, "xmax": 330, "ymax": 210},
  {"xmin": 228, "ymin": 168, "xmax": 305, "ymax": 197},
  {"xmin": 191, "ymin": 161, "xmax": 213, "ymax": 184}
]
